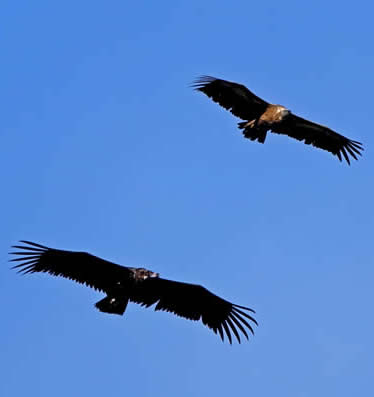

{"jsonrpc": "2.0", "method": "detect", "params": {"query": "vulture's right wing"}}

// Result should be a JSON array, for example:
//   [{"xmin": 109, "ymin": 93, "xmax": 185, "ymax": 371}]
[
  {"xmin": 192, "ymin": 76, "xmax": 269, "ymax": 121},
  {"xmin": 10, "ymin": 241, "xmax": 132, "ymax": 292}
]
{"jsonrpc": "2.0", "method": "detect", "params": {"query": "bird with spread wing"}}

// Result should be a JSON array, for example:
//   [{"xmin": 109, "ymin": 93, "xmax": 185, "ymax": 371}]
[
  {"xmin": 193, "ymin": 76, "xmax": 363, "ymax": 164},
  {"xmin": 10, "ymin": 241, "xmax": 257, "ymax": 344}
]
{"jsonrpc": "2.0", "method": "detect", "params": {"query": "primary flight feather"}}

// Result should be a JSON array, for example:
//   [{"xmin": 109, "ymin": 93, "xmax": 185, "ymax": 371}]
[
  {"xmin": 10, "ymin": 240, "xmax": 257, "ymax": 344},
  {"xmin": 193, "ymin": 76, "xmax": 363, "ymax": 164}
]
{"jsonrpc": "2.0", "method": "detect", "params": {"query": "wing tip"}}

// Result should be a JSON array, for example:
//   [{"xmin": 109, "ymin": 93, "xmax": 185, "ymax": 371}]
[
  {"xmin": 19, "ymin": 240, "xmax": 48, "ymax": 249},
  {"xmin": 190, "ymin": 75, "xmax": 217, "ymax": 90},
  {"xmin": 339, "ymin": 140, "xmax": 364, "ymax": 165},
  {"xmin": 9, "ymin": 240, "xmax": 48, "ymax": 274},
  {"xmin": 208, "ymin": 303, "xmax": 259, "ymax": 344}
]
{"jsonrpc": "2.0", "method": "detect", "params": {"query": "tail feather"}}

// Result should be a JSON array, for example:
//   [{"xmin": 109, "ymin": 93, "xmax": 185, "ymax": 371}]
[
  {"xmin": 238, "ymin": 122, "xmax": 267, "ymax": 144},
  {"xmin": 95, "ymin": 296, "xmax": 129, "ymax": 315}
]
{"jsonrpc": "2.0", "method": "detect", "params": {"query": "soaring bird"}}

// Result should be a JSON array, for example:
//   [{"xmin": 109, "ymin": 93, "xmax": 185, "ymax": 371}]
[
  {"xmin": 10, "ymin": 240, "xmax": 257, "ymax": 344},
  {"xmin": 193, "ymin": 76, "xmax": 363, "ymax": 164}
]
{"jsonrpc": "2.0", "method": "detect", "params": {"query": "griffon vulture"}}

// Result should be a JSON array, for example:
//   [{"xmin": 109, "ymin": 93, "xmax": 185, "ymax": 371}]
[
  {"xmin": 193, "ymin": 76, "xmax": 363, "ymax": 164},
  {"xmin": 10, "ymin": 240, "xmax": 257, "ymax": 344}
]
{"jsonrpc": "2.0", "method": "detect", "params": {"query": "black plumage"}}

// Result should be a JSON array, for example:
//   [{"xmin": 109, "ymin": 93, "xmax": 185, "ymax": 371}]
[
  {"xmin": 10, "ymin": 241, "xmax": 257, "ymax": 344},
  {"xmin": 193, "ymin": 76, "xmax": 363, "ymax": 164}
]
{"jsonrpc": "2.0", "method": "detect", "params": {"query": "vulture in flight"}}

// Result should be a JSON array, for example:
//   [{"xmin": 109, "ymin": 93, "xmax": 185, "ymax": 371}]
[
  {"xmin": 10, "ymin": 241, "xmax": 257, "ymax": 344},
  {"xmin": 193, "ymin": 76, "xmax": 363, "ymax": 164}
]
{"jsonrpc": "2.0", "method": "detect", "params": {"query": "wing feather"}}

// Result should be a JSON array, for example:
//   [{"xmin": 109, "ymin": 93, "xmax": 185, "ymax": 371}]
[
  {"xmin": 216, "ymin": 324, "xmax": 225, "ymax": 341},
  {"xmin": 10, "ymin": 240, "xmax": 132, "ymax": 292},
  {"xmin": 221, "ymin": 320, "xmax": 232, "ymax": 344},
  {"xmin": 228, "ymin": 313, "xmax": 249, "ymax": 340},
  {"xmin": 231, "ymin": 310, "xmax": 255, "ymax": 335},
  {"xmin": 226, "ymin": 317, "xmax": 241, "ymax": 344},
  {"xmin": 271, "ymin": 114, "xmax": 364, "ymax": 164},
  {"xmin": 192, "ymin": 76, "xmax": 268, "ymax": 121}
]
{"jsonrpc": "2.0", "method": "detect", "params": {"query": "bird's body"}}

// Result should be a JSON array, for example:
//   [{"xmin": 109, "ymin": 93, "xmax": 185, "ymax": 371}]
[
  {"xmin": 10, "ymin": 241, "xmax": 257, "ymax": 344},
  {"xmin": 193, "ymin": 76, "xmax": 363, "ymax": 164},
  {"xmin": 238, "ymin": 104, "xmax": 291, "ymax": 143},
  {"xmin": 95, "ymin": 267, "xmax": 160, "ymax": 315}
]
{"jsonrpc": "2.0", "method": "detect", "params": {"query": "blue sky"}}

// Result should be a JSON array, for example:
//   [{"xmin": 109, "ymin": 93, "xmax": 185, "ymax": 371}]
[{"xmin": 1, "ymin": 1, "xmax": 373, "ymax": 396}]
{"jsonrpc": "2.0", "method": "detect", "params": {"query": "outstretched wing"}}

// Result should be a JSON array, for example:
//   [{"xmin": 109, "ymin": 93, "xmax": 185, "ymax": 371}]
[
  {"xmin": 10, "ymin": 240, "xmax": 132, "ymax": 292},
  {"xmin": 192, "ymin": 76, "xmax": 269, "ymax": 121},
  {"xmin": 271, "ymin": 114, "xmax": 363, "ymax": 165},
  {"xmin": 130, "ymin": 277, "xmax": 257, "ymax": 344}
]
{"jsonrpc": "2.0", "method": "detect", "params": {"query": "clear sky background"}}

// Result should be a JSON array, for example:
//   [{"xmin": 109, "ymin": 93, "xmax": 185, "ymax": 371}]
[{"xmin": 1, "ymin": 1, "xmax": 373, "ymax": 396}]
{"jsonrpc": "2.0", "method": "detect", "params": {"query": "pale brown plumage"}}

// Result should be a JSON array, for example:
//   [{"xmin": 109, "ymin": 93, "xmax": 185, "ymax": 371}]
[
  {"xmin": 193, "ymin": 76, "xmax": 363, "ymax": 164},
  {"xmin": 10, "ymin": 240, "xmax": 257, "ymax": 344}
]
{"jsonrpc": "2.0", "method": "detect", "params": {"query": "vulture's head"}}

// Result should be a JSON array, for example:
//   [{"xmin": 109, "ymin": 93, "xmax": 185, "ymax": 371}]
[
  {"xmin": 275, "ymin": 105, "xmax": 290, "ymax": 119},
  {"xmin": 135, "ymin": 268, "xmax": 160, "ymax": 280}
]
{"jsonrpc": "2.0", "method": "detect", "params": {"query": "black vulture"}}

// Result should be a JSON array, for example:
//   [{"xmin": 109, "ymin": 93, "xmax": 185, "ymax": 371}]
[
  {"xmin": 193, "ymin": 76, "xmax": 363, "ymax": 164},
  {"xmin": 10, "ymin": 241, "xmax": 257, "ymax": 344}
]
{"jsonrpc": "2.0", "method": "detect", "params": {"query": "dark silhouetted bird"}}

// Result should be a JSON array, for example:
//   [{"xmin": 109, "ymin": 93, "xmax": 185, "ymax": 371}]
[
  {"xmin": 193, "ymin": 76, "xmax": 363, "ymax": 164},
  {"xmin": 10, "ymin": 240, "xmax": 257, "ymax": 344}
]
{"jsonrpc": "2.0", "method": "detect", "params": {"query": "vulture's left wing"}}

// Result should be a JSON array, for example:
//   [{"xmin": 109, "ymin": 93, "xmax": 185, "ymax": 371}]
[
  {"xmin": 130, "ymin": 277, "xmax": 257, "ymax": 344},
  {"xmin": 271, "ymin": 114, "xmax": 363, "ymax": 164}
]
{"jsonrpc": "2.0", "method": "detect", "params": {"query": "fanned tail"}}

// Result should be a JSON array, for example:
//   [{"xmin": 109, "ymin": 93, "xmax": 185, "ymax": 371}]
[
  {"xmin": 238, "ymin": 122, "xmax": 267, "ymax": 144},
  {"xmin": 95, "ymin": 296, "xmax": 129, "ymax": 315}
]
